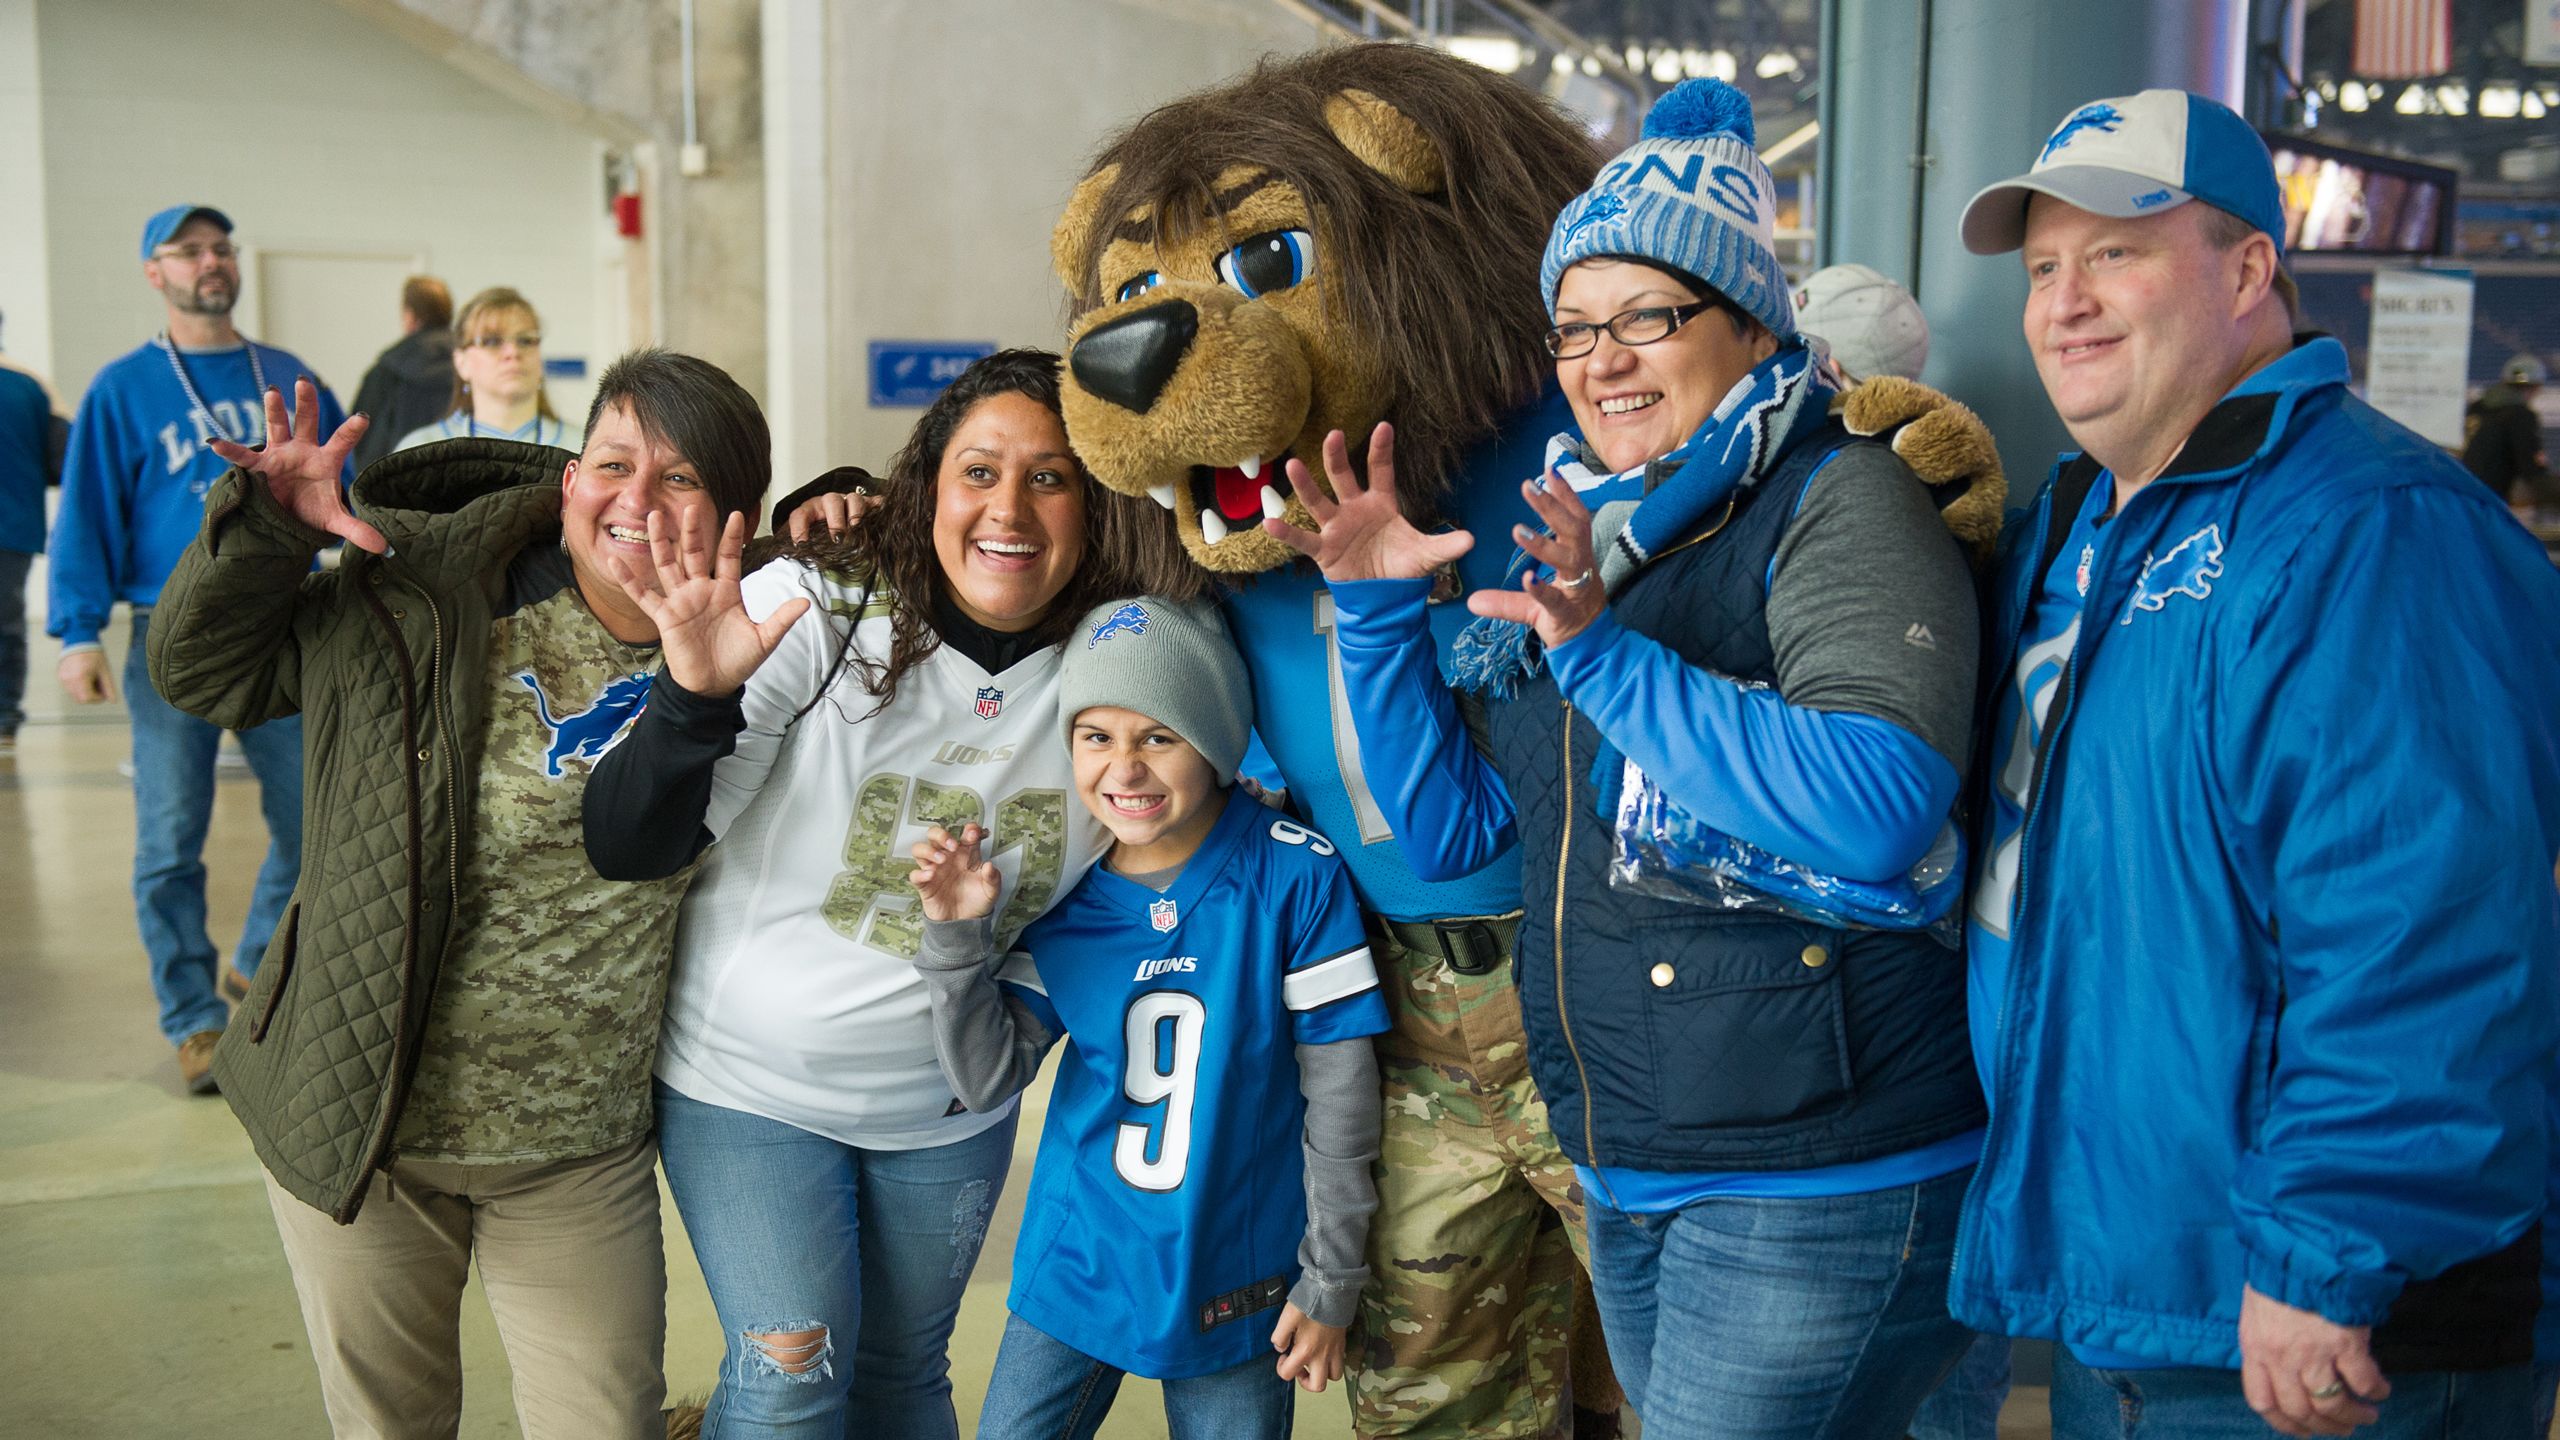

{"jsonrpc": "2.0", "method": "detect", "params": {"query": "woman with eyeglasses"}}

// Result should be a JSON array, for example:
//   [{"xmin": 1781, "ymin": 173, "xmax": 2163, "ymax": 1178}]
[
  {"xmin": 1270, "ymin": 80, "xmax": 1986, "ymax": 1438},
  {"xmin": 395, "ymin": 286, "xmax": 570, "ymax": 451}
]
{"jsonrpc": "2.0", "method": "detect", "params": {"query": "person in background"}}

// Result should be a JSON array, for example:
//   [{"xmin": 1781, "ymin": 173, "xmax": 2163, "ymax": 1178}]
[
  {"xmin": 0, "ymin": 309, "xmax": 65, "ymax": 760},
  {"xmin": 348, "ymin": 274, "xmax": 454, "ymax": 474},
  {"xmin": 395, "ymin": 286, "xmax": 570, "ymax": 452},
  {"xmin": 908, "ymin": 595, "xmax": 1388, "ymax": 1439},
  {"xmin": 1956, "ymin": 89, "xmax": 2560, "ymax": 1439},
  {"xmin": 49, "ymin": 203, "xmax": 333, "ymax": 1092},
  {"xmin": 2462, "ymin": 354, "xmax": 2550, "ymax": 510}
]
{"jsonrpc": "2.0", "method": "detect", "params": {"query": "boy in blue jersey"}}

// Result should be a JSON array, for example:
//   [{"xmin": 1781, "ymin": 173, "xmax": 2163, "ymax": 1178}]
[{"xmin": 907, "ymin": 595, "xmax": 1390, "ymax": 1440}]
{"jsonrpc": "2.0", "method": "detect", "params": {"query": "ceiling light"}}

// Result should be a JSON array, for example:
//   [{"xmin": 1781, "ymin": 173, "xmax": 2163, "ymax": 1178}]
[
  {"xmin": 2395, "ymin": 84, "xmax": 2427, "ymax": 114},
  {"xmin": 2338, "ymin": 81, "xmax": 2369, "ymax": 112}
]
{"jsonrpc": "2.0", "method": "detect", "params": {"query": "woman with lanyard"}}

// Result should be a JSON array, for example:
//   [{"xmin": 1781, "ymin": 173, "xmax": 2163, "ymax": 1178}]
[
  {"xmin": 394, "ymin": 286, "xmax": 571, "ymax": 451},
  {"xmin": 584, "ymin": 348, "xmax": 1197, "ymax": 1439},
  {"xmin": 1269, "ymin": 79, "xmax": 1987, "ymax": 1437}
]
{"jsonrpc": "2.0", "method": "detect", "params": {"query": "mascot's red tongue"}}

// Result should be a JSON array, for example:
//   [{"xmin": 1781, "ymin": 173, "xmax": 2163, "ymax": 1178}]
[{"xmin": 1209, "ymin": 465, "xmax": 1265, "ymax": 520}]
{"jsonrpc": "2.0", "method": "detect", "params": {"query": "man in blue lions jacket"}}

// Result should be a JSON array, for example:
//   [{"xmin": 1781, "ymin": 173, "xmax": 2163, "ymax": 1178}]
[{"xmin": 1956, "ymin": 90, "xmax": 2560, "ymax": 1438}]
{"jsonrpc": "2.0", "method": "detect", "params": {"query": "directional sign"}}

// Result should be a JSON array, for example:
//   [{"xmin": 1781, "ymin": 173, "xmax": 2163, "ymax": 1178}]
[{"xmin": 869, "ymin": 341, "xmax": 998, "ymax": 407}]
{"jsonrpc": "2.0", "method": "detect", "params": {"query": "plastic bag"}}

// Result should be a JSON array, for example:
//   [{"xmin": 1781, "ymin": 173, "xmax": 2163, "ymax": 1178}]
[{"xmin": 1609, "ymin": 755, "xmax": 1964, "ymax": 945}]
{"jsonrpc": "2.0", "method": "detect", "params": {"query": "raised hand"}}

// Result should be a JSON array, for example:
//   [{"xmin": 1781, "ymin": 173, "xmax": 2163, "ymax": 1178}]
[
  {"xmin": 1261, "ymin": 424, "xmax": 1475, "ymax": 583},
  {"xmin": 207, "ymin": 378, "xmax": 387, "ymax": 554},
  {"xmin": 909, "ymin": 824, "xmax": 1001, "ymax": 923},
  {"xmin": 1463, "ymin": 475, "xmax": 1606, "ymax": 650},
  {"xmin": 785, "ymin": 487, "xmax": 875, "ymax": 544},
  {"xmin": 604, "ymin": 505, "xmax": 808, "ymax": 697}
]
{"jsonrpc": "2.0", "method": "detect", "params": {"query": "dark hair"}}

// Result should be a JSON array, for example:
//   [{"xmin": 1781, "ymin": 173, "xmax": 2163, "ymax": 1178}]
[
  {"xmin": 584, "ymin": 348, "xmax": 771, "ymax": 526},
  {"xmin": 401, "ymin": 275, "xmax": 453, "ymax": 330},
  {"xmin": 448, "ymin": 286, "xmax": 560, "ymax": 424},
  {"xmin": 779, "ymin": 347, "xmax": 1200, "ymax": 718}
]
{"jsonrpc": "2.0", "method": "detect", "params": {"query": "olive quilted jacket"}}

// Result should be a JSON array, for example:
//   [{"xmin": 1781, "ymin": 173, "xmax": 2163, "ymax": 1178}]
[{"xmin": 147, "ymin": 439, "xmax": 568, "ymax": 1222}]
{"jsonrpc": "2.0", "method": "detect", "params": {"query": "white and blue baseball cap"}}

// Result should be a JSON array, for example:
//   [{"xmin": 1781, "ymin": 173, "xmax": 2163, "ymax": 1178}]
[{"xmin": 1960, "ymin": 89, "xmax": 2285, "ymax": 256}]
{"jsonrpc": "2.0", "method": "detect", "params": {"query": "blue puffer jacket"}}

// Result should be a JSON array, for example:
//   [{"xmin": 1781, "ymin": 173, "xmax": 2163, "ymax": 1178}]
[{"xmin": 1954, "ymin": 337, "xmax": 2560, "ymax": 1369}]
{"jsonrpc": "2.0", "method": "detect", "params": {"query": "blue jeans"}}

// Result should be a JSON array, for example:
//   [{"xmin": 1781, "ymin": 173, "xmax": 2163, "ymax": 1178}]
[
  {"xmin": 0, "ymin": 547, "xmax": 29, "ymax": 732},
  {"xmin": 1583, "ymin": 1164, "xmax": 1976, "ymax": 1439},
  {"xmin": 2051, "ymin": 1347, "xmax": 2536, "ymax": 1438},
  {"xmin": 1910, "ymin": 1332, "xmax": 2015, "ymax": 1440},
  {"xmin": 654, "ymin": 1082, "xmax": 1015, "ymax": 1440},
  {"xmin": 124, "ymin": 609, "xmax": 303, "ymax": 1044},
  {"xmin": 976, "ymin": 1310, "xmax": 1297, "ymax": 1440},
  {"xmin": 2532, "ymin": 1359, "xmax": 2556, "ymax": 1436}
]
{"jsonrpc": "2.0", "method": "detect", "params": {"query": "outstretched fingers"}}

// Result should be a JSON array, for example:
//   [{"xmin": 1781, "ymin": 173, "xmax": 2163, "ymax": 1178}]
[{"xmin": 754, "ymin": 595, "xmax": 810, "ymax": 653}]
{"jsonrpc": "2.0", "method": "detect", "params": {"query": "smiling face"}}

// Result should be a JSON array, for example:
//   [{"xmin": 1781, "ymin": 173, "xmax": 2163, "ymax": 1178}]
[
  {"xmin": 1553, "ymin": 259, "xmax": 1776, "ymax": 474},
  {"xmin": 1072, "ymin": 705, "xmax": 1227, "ymax": 871},
  {"xmin": 931, "ymin": 392, "xmax": 1089, "ymax": 633},
  {"xmin": 560, "ymin": 400, "xmax": 723, "ymax": 642},
  {"xmin": 2020, "ymin": 195, "xmax": 2277, "ymax": 482},
  {"xmin": 145, "ymin": 216, "xmax": 239, "ymax": 318}
]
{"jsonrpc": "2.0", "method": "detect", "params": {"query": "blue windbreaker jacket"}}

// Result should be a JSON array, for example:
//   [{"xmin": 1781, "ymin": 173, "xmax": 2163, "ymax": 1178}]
[{"xmin": 1953, "ymin": 337, "xmax": 2560, "ymax": 1367}]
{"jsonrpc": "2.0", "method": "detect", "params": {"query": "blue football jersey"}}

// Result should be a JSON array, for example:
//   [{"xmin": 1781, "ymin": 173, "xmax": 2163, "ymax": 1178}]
[{"xmin": 999, "ymin": 791, "xmax": 1390, "ymax": 1379}]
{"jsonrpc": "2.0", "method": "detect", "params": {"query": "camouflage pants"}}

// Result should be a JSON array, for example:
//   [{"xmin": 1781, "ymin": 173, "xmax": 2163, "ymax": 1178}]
[{"xmin": 1352, "ymin": 914, "xmax": 1620, "ymax": 1438}]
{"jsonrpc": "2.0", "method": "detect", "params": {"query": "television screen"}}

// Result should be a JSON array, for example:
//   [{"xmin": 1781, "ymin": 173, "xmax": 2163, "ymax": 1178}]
[{"xmin": 2262, "ymin": 132, "xmax": 2458, "ymax": 255}]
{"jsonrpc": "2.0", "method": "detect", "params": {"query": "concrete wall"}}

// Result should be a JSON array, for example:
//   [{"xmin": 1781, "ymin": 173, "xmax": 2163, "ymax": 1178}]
[
  {"xmin": 32, "ymin": 0, "xmax": 611, "ymax": 419},
  {"xmin": 815, "ymin": 0, "xmax": 1324, "ymax": 473}
]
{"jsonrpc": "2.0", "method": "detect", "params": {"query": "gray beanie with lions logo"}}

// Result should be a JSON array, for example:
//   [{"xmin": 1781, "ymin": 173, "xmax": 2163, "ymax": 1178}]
[{"xmin": 1057, "ymin": 596, "xmax": 1253, "ymax": 783}]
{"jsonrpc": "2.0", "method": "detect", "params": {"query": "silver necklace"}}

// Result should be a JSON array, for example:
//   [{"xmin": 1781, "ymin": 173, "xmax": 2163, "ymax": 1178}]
[{"xmin": 159, "ymin": 331, "xmax": 267, "ymax": 444}]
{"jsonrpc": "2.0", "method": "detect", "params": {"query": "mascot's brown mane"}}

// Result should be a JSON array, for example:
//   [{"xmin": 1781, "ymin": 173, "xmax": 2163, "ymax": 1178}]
[{"xmin": 1053, "ymin": 43, "xmax": 1600, "ymax": 570}]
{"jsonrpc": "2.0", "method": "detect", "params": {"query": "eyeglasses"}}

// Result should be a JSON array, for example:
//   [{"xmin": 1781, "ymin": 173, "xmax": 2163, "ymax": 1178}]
[
  {"xmin": 1542, "ymin": 301, "xmax": 1717, "ymax": 360},
  {"xmin": 153, "ymin": 243, "xmax": 238, "ymax": 265},
  {"xmin": 464, "ymin": 333, "xmax": 543, "ymax": 351}
]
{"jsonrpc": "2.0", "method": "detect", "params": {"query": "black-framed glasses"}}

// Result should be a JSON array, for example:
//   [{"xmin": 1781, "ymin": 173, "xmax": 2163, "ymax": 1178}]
[
  {"xmin": 1542, "ymin": 301, "xmax": 1716, "ymax": 360},
  {"xmin": 153, "ymin": 242, "xmax": 238, "ymax": 265},
  {"xmin": 464, "ymin": 332, "xmax": 543, "ymax": 351}
]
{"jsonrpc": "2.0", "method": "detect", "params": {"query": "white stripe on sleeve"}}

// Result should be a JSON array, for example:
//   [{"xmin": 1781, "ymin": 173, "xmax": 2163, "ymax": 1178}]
[{"xmin": 1283, "ymin": 945, "xmax": 1379, "ymax": 1013}]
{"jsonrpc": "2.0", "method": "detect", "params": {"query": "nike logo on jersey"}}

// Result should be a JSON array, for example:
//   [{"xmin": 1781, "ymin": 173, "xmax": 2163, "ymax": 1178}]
[
  {"xmin": 2119, "ymin": 524, "xmax": 2225, "ymax": 625},
  {"xmin": 1134, "ymin": 955, "xmax": 1198, "ymax": 981}
]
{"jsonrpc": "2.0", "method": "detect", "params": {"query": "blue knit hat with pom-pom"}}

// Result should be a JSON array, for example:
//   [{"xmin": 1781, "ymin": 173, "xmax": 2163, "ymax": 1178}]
[{"xmin": 1541, "ymin": 79, "xmax": 1796, "ymax": 340}]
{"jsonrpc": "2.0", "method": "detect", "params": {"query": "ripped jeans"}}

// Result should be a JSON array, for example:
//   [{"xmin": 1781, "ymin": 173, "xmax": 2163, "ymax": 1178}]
[{"xmin": 654, "ymin": 1081, "xmax": 1016, "ymax": 1440}]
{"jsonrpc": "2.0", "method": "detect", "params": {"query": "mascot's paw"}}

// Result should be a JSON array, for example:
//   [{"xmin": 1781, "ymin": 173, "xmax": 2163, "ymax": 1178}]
[{"xmin": 1834, "ymin": 376, "xmax": 2005, "ymax": 570}]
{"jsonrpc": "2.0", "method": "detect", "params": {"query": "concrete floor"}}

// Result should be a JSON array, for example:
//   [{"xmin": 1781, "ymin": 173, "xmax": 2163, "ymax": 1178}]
[{"xmin": 0, "ymin": 607, "xmax": 2052, "ymax": 1438}]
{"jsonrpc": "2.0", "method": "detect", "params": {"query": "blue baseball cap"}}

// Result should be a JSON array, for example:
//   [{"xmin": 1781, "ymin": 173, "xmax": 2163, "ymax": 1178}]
[
  {"xmin": 139, "ymin": 204, "xmax": 233, "ymax": 261},
  {"xmin": 1960, "ymin": 90, "xmax": 2285, "ymax": 256}
]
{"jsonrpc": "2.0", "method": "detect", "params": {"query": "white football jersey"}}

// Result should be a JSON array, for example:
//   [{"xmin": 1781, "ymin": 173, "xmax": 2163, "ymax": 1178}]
[{"xmin": 655, "ymin": 558, "xmax": 1108, "ymax": 1149}]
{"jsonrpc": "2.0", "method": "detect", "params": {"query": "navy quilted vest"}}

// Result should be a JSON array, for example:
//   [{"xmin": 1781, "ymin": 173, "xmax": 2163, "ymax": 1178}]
[{"xmin": 1489, "ymin": 424, "xmax": 1984, "ymax": 1172}]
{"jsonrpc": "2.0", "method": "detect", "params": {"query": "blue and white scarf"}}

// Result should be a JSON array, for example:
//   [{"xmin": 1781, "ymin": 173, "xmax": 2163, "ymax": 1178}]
[{"xmin": 1449, "ymin": 340, "xmax": 1833, "ymax": 697}]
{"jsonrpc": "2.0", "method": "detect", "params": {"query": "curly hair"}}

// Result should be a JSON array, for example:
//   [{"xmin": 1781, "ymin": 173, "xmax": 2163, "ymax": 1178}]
[
  {"xmin": 777, "ymin": 348, "xmax": 1201, "ymax": 717},
  {"xmin": 1058, "ymin": 43, "xmax": 1599, "ymax": 510}
]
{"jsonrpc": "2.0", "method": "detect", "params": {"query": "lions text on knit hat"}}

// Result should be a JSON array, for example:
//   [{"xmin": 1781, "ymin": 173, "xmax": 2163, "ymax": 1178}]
[
  {"xmin": 1541, "ymin": 78, "xmax": 1796, "ymax": 340},
  {"xmin": 1057, "ymin": 597, "xmax": 1253, "ymax": 784},
  {"xmin": 1960, "ymin": 89, "xmax": 2284, "ymax": 256}
]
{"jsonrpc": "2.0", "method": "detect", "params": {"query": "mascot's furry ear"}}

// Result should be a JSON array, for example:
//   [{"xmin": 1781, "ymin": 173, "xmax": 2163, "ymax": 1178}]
[
  {"xmin": 1322, "ymin": 88, "xmax": 1444, "ymax": 195},
  {"xmin": 1053, "ymin": 162, "xmax": 1122, "ymax": 295}
]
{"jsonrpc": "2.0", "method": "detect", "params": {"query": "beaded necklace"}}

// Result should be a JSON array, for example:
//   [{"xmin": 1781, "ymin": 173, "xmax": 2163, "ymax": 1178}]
[{"xmin": 158, "ymin": 331, "xmax": 268, "ymax": 445}]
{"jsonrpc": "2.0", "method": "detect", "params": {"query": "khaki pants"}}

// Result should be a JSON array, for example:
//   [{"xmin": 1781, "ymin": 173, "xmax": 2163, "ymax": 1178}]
[{"xmin": 262, "ymin": 1136, "xmax": 667, "ymax": 1440}]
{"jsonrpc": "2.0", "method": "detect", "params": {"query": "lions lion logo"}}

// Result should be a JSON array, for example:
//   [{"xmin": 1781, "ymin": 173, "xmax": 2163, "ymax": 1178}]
[{"xmin": 1049, "ymin": 44, "xmax": 1598, "ymax": 573}]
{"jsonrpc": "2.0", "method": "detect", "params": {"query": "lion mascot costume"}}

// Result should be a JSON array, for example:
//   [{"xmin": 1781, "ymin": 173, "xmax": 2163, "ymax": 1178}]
[{"xmin": 1048, "ymin": 42, "xmax": 1621, "ymax": 1440}]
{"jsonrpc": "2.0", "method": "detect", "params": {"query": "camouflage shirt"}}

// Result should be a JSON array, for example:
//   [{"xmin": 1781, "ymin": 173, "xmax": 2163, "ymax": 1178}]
[{"xmin": 396, "ymin": 548, "xmax": 695, "ymax": 1164}]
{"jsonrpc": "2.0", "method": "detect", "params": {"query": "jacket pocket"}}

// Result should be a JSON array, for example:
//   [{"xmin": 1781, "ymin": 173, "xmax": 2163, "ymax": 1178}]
[
  {"xmin": 251, "ymin": 901, "xmax": 301, "ymax": 1043},
  {"xmin": 1638, "ymin": 915, "xmax": 1855, "ymax": 1131}
]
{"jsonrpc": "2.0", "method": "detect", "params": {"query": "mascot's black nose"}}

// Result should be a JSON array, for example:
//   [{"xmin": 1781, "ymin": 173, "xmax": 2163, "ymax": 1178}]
[{"xmin": 1071, "ymin": 301, "xmax": 1197, "ymax": 414}]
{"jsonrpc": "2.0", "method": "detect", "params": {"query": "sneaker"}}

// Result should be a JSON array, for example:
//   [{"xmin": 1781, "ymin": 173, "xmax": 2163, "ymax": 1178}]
[
  {"xmin": 216, "ymin": 745, "xmax": 249, "ymax": 772},
  {"xmin": 176, "ymin": 1030, "xmax": 222, "ymax": 1095},
  {"xmin": 220, "ymin": 966, "xmax": 253, "ymax": 1004}
]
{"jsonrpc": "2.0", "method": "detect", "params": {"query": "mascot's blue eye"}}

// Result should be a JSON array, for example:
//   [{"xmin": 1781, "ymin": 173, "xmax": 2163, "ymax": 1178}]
[
  {"xmin": 1115, "ymin": 272, "xmax": 1164, "ymax": 303},
  {"xmin": 1215, "ymin": 230, "xmax": 1315, "ymax": 300}
]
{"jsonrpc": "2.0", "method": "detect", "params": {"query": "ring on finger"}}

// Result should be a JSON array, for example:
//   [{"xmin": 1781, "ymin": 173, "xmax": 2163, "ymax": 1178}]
[
  {"xmin": 1553, "ymin": 569, "xmax": 1595, "ymax": 591},
  {"xmin": 2307, "ymin": 1380, "xmax": 2346, "ymax": 1400}
]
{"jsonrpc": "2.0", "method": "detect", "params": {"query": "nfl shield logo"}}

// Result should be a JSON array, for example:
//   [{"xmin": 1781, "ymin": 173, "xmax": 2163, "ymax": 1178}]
[
  {"xmin": 974, "ymin": 686, "xmax": 1003, "ymax": 721},
  {"xmin": 1149, "ymin": 898, "xmax": 1178, "ymax": 933}
]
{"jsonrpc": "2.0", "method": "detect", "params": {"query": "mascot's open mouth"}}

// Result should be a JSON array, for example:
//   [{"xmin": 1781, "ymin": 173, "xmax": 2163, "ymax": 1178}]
[{"xmin": 1149, "ymin": 454, "xmax": 1299, "ymax": 545}]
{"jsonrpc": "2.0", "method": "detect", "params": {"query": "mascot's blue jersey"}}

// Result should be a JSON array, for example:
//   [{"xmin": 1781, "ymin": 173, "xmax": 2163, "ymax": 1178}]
[
  {"xmin": 999, "ymin": 793, "xmax": 1388, "ymax": 1379},
  {"xmin": 1222, "ymin": 387, "xmax": 1575, "ymax": 922}
]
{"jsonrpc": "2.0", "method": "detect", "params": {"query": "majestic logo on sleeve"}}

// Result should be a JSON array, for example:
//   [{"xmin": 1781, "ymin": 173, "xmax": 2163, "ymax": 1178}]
[
  {"xmin": 2119, "ymin": 524, "xmax": 2225, "ymax": 625},
  {"xmin": 974, "ymin": 685, "xmax": 1005, "ymax": 721},
  {"xmin": 2041, "ymin": 103, "xmax": 2125, "ymax": 163},
  {"xmin": 1087, "ymin": 602, "xmax": 1152, "ymax": 649},
  {"xmin": 515, "ymin": 670, "xmax": 653, "ymax": 778}
]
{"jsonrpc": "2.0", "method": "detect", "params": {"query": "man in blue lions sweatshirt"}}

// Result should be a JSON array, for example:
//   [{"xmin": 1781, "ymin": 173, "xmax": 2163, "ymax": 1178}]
[
  {"xmin": 1956, "ymin": 91, "xmax": 2560, "ymax": 1439},
  {"xmin": 50, "ymin": 205, "xmax": 341, "ymax": 1093}
]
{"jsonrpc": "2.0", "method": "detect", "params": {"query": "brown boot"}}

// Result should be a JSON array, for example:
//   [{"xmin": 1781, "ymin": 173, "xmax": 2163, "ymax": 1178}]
[{"xmin": 176, "ymin": 1030, "xmax": 222, "ymax": 1095}]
